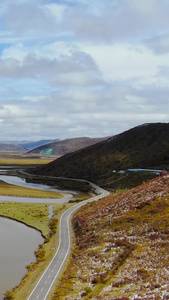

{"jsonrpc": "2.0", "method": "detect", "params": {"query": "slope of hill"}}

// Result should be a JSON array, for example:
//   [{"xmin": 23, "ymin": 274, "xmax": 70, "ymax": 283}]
[
  {"xmin": 31, "ymin": 123, "xmax": 169, "ymax": 186},
  {"xmin": 0, "ymin": 143, "xmax": 25, "ymax": 152},
  {"xmin": 28, "ymin": 137, "xmax": 107, "ymax": 156},
  {"xmin": 19, "ymin": 139, "xmax": 59, "ymax": 150},
  {"xmin": 52, "ymin": 174, "xmax": 169, "ymax": 299}
]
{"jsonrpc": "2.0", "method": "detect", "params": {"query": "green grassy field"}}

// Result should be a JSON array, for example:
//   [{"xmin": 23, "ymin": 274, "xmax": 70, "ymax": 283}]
[{"xmin": 0, "ymin": 202, "xmax": 58, "ymax": 235}]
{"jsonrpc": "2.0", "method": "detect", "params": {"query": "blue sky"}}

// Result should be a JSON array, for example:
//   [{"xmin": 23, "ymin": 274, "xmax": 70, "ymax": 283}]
[{"xmin": 0, "ymin": 0, "xmax": 169, "ymax": 140}]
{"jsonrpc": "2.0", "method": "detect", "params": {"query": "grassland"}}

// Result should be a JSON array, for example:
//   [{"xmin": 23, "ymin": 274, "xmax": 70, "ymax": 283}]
[
  {"xmin": 0, "ymin": 202, "xmax": 59, "ymax": 235},
  {"xmin": 0, "ymin": 157, "xmax": 52, "ymax": 165},
  {"xmin": 0, "ymin": 180, "xmax": 62, "ymax": 198},
  {"xmin": 0, "ymin": 152, "xmax": 53, "ymax": 166}
]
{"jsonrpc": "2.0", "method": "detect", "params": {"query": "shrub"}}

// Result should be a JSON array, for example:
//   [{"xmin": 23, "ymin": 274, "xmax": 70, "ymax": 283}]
[
  {"xmin": 81, "ymin": 287, "xmax": 92, "ymax": 297},
  {"xmin": 34, "ymin": 246, "xmax": 46, "ymax": 262},
  {"xmin": 49, "ymin": 218, "xmax": 58, "ymax": 235},
  {"xmin": 4, "ymin": 290, "xmax": 14, "ymax": 300},
  {"xmin": 137, "ymin": 269, "xmax": 149, "ymax": 281}
]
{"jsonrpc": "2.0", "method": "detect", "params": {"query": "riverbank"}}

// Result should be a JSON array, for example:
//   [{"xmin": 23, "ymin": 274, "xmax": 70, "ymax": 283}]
[{"xmin": 0, "ymin": 179, "xmax": 63, "ymax": 198}]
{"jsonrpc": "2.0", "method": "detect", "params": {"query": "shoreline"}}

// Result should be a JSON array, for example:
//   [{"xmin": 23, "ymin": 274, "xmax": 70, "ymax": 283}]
[{"xmin": 0, "ymin": 214, "xmax": 46, "ymax": 239}]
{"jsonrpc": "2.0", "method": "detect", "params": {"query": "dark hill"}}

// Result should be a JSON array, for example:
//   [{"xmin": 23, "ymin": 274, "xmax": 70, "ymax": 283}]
[
  {"xmin": 31, "ymin": 123, "xmax": 169, "ymax": 186},
  {"xmin": 28, "ymin": 137, "xmax": 107, "ymax": 156}
]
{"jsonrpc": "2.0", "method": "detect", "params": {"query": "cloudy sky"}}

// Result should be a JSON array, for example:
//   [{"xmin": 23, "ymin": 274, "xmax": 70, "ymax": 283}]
[{"xmin": 0, "ymin": 0, "xmax": 169, "ymax": 141}]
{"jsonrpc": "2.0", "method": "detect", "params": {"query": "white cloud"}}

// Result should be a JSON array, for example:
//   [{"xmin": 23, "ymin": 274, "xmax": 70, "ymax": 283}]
[
  {"xmin": 0, "ymin": 0, "xmax": 169, "ymax": 140},
  {"xmin": 2, "ymin": 0, "xmax": 56, "ymax": 35},
  {"xmin": 45, "ymin": 2, "xmax": 67, "ymax": 21},
  {"xmin": 0, "ymin": 50, "xmax": 103, "ymax": 88},
  {"xmin": 82, "ymin": 44, "xmax": 160, "ymax": 81}
]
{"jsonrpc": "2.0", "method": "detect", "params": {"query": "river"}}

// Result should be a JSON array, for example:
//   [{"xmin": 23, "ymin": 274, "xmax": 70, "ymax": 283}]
[
  {"xmin": 0, "ymin": 217, "xmax": 44, "ymax": 299},
  {"xmin": 0, "ymin": 175, "xmax": 75, "ymax": 203}
]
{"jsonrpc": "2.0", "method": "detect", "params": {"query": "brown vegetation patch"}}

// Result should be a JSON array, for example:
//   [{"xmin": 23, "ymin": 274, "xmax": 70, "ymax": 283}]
[{"xmin": 51, "ymin": 175, "xmax": 169, "ymax": 299}]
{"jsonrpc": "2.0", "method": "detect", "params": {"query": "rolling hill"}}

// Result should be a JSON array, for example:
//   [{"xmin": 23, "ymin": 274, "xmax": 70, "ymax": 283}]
[
  {"xmin": 0, "ymin": 139, "xmax": 59, "ymax": 150},
  {"xmin": 0, "ymin": 143, "xmax": 25, "ymax": 152},
  {"xmin": 19, "ymin": 139, "xmax": 59, "ymax": 150},
  {"xmin": 31, "ymin": 123, "xmax": 169, "ymax": 187},
  {"xmin": 28, "ymin": 137, "xmax": 107, "ymax": 156}
]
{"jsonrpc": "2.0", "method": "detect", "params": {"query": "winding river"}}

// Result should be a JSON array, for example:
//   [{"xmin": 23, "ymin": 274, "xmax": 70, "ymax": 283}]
[
  {"xmin": 0, "ymin": 175, "xmax": 75, "ymax": 203},
  {"xmin": 0, "ymin": 174, "xmax": 75, "ymax": 299}
]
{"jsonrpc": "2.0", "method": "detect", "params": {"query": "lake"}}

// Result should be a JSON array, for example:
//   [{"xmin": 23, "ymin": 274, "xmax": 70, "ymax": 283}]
[{"xmin": 0, "ymin": 217, "xmax": 44, "ymax": 299}]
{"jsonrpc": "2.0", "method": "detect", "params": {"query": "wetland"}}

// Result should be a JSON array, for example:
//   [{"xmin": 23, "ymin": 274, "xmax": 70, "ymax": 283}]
[{"xmin": 0, "ymin": 154, "xmax": 88, "ymax": 299}]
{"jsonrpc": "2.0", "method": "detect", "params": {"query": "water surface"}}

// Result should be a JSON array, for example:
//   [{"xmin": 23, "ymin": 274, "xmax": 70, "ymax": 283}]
[
  {"xmin": 0, "ymin": 175, "xmax": 74, "ymax": 203},
  {"xmin": 0, "ymin": 217, "xmax": 43, "ymax": 299}
]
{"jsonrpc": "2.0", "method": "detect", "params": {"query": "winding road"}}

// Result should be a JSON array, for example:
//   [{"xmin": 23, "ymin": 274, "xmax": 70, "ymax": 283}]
[{"xmin": 27, "ymin": 184, "xmax": 109, "ymax": 300}]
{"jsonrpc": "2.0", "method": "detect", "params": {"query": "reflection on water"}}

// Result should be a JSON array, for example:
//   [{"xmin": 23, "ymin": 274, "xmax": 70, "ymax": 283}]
[{"xmin": 0, "ymin": 217, "xmax": 43, "ymax": 299}]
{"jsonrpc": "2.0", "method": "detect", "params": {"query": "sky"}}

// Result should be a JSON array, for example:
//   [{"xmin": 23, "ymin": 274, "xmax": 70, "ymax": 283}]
[{"xmin": 0, "ymin": 0, "xmax": 169, "ymax": 141}]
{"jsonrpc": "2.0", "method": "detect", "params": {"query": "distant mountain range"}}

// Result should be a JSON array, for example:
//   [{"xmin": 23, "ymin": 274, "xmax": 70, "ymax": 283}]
[
  {"xmin": 19, "ymin": 139, "xmax": 59, "ymax": 150},
  {"xmin": 28, "ymin": 137, "xmax": 108, "ymax": 155},
  {"xmin": 0, "ymin": 137, "xmax": 107, "ymax": 153},
  {"xmin": 0, "ymin": 139, "xmax": 59, "ymax": 152},
  {"xmin": 0, "ymin": 143, "xmax": 25, "ymax": 152},
  {"xmin": 31, "ymin": 123, "xmax": 169, "ymax": 187}
]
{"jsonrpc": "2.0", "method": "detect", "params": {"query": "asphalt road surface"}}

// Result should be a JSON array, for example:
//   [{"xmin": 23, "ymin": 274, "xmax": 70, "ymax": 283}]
[{"xmin": 27, "ymin": 183, "xmax": 109, "ymax": 300}]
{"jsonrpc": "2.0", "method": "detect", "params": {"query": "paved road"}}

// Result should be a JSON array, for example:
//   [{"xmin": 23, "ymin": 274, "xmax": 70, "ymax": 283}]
[{"xmin": 27, "ymin": 183, "xmax": 109, "ymax": 300}]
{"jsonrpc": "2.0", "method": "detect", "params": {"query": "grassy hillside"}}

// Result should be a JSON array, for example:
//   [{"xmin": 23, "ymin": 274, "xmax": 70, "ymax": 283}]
[
  {"xmin": 51, "ymin": 174, "xmax": 169, "ymax": 299},
  {"xmin": 31, "ymin": 123, "xmax": 169, "ymax": 187},
  {"xmin": 20, "ymin": 139, "xmax": 59, "ymax": 150},
  {"xmin": 0, "ymin": 143, "xmax": 25, "ymax": 151},
  {"xmin": 28, "ymin": 137, "xmax": 107, "ymax": 156}
]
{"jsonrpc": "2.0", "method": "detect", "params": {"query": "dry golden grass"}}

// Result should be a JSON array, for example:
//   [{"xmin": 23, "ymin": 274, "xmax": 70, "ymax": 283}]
[
  {"xmin": 51, "ymin": 175, "xmax": 169, "ymax": 299},
  {"xmin": 0, "ymin": 156, "xmax": 53, "ymax": 165}
]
